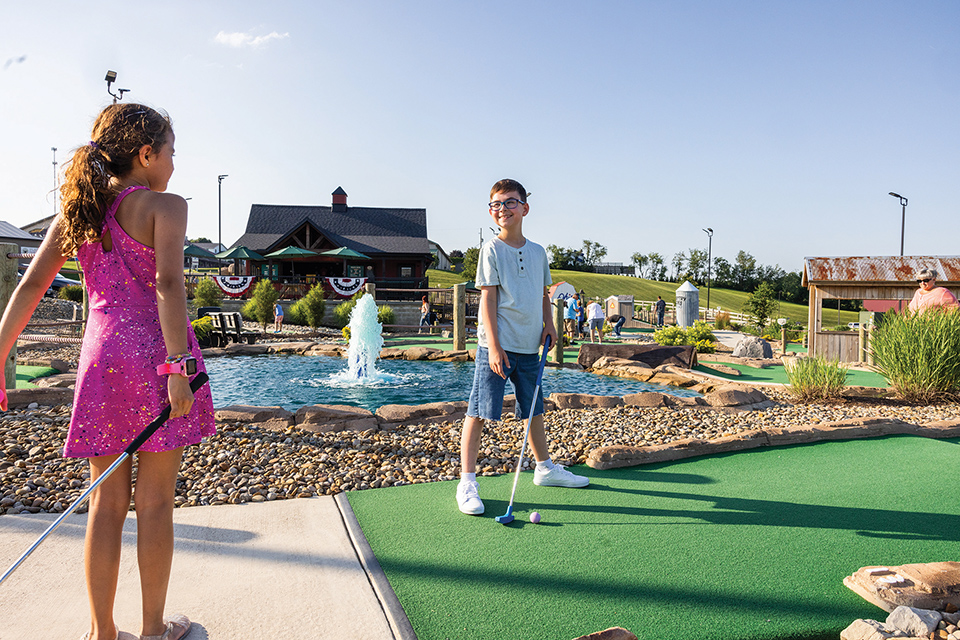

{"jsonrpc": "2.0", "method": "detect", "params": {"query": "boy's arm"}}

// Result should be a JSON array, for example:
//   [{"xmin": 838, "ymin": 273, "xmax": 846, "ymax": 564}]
[
  {"xmin": 480, "ymin": 285, "xmax": 509, "ymax": 379},
  {"xmin": 541, "ymin": 287, "xmax": 558, "ymax": 347}
]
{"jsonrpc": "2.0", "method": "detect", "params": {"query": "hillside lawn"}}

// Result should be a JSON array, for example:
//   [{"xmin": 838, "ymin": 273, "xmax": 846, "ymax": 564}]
[{"xmin": 427, "ymin": 269, "xmax": 859, "ymax": 327}]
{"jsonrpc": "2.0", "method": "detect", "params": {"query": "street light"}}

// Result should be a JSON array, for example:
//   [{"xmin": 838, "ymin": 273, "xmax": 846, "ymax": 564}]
[
  {"xmin": 104, "ymin": 70, "xmax": 129, "ymax": 103},
  {"xmin": 702, "ymin": 227, "xmax": 713, "ymax": 316},
  {"xmin": 218, "ymin": 174, "xmax": 228, "ymax": 259},
  {"xmin": 888, "ymin": 192, "xmax": 908, "ymax": 256}
]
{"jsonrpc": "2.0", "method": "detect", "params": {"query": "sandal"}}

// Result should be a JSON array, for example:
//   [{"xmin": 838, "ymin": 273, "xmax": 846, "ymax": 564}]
[
  {"xmin": 80, "ymin": 632, "xmax": 138, "ymax": 640},
  {"xmin": 139, "ymin": 614, "xmax": 191, "ymax": 640}
]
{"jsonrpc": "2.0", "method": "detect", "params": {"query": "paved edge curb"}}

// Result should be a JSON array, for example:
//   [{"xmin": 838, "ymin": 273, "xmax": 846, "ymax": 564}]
[{"xmin": 335, "ymin": 492, "xmax": 418, "ymax": 640}]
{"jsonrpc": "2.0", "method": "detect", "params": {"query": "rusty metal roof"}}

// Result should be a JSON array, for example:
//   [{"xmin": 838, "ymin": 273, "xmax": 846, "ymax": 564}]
[{"xmin": 803, "ymin": 256, "xmax": 960, "ymax": 286}]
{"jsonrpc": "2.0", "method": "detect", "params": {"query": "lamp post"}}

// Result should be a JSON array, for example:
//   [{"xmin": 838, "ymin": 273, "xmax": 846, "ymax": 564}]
[
  {"xmin": 51, "ymin": 147, "xmax": 58, "ymax": 215},
  {"xmin": 104, "ymin": 70, "xmax": 129, "ymax": 103},
  {"xmin": 218, "ymin": 175, "xmax": 228, "ymax": 259},
  {"xmin": 702, "ymin": 227, "xmax": 713, "ymax": 318},
  {"xmin": 888, "ymin": 192, "xmax": 907, "ymax": 256}
]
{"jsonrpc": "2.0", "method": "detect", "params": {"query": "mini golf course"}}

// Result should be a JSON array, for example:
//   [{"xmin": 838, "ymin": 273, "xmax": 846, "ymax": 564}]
[{"xmin": 348, "ymin": 435, "xmax": 960, "ymax": 640}]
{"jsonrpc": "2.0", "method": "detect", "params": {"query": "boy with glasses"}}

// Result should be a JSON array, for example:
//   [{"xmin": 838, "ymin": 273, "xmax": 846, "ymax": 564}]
[{"xmin": 457, "ymin": 179, "xmax": 588, "ymax": 516}]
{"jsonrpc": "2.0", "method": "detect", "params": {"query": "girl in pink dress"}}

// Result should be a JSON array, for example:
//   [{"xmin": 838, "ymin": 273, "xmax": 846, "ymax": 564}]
[{"xmin": 0, "ymin": 103, "xmax": 214, "ymax": 640}]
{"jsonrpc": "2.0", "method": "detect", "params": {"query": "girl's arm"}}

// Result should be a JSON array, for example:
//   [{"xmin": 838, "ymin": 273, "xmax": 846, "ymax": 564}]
[
  {"xmin": 0, "ymin": 219, "xmax": 70, "ymax": 410},
  {"xmin": 152, "ymin": 193, "xmax": 194, "ymax": 418}
]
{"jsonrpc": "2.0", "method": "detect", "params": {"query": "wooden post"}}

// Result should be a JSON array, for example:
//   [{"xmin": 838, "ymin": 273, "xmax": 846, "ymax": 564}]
[
  {"xmin": 364, "ymin": 282, "xmax": 376, "ymax": 298},
  {"xmin": 551, "ymin": 298, "xmax": 564, "ymax": 364},
  {"xmin": 0, "ymin": 244, "xmax": 18, "ymax": 389},
  {"xmin": 452, "ymin": 283, "xmax": 466, "ymax": 351}
]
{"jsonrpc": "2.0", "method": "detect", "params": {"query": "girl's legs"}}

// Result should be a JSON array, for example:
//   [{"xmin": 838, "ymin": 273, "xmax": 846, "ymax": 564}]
[
  {"xmin": 133, "ymin": 447, "xmax": 184, "ymax": 637},
  {"xmin": 85, "ymin": 454, "xmax": 133, "ymax": 640}
]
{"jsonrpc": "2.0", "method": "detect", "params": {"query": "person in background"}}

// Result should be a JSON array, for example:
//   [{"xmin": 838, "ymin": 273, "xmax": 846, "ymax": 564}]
[
  {"xmin": 273, "ymin": 301, "xmax": 284, "ymax": 333},
  {"xmin": 607, "ymin": 312, "xmax": 626, "ymax": 337},
  {"xmin": 419, "ymin": 295, "xmax": 431, "ymax": 334},
  {"xmin": 586, "ymin": 297, "xmax": 605, "ymax": 343},
  {"xmin": 908, "ymin": 268, "xmax": 959, "ymax": 313},
  {"xmin": 655, "ymin": 295, "xmax": 666, "ymax": 327}
]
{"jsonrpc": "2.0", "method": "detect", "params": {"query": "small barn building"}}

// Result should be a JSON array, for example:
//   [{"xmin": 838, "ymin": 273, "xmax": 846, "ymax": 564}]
[{"xmin": 802, "ymin": 255, "xmax": 960, "ymax": 362}]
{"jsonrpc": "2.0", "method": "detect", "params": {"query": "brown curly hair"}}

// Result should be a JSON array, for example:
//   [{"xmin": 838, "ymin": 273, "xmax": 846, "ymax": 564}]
[{"xmin": 58, "ymin": 103, "xmax": 172, "ymax": 256}]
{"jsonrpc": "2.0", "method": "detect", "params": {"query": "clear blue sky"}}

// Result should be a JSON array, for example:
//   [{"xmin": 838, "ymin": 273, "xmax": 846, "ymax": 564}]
[{"xmin": 2, "ymin": 1, "xmax": 957, "ymax": 274}]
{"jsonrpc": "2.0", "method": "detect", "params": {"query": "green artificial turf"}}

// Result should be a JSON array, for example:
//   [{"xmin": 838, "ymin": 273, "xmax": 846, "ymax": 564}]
[
  {"xmin": 695, "ymin": 362, "xmax": 890, "ymax": 388},
  {"xmin": 348, "ymin": 436, "xmax": 960, "ymax": 640},
  {"xmin": 15, "ymin": 365, "xmax": 59, "ymax": 389}
]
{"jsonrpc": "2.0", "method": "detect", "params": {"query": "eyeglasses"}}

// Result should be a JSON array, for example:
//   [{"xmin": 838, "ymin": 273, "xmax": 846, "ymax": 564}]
[
  {"xmin": 488, "ymin": 198, "xmax": 525, "ymax": 211},
  {"xmin": 917, "ymin": 278, "xmax": 932, "ymax": 284}
]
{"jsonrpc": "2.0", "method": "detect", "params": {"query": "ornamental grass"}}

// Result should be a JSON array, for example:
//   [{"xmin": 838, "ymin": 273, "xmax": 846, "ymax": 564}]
[
  {"xmin": 784, "ymin": 356, "xmax": 849, "ymax": 403},
  {"xmin": 868, "ymin": 308, "xmax": 960, "ymax": 404}
]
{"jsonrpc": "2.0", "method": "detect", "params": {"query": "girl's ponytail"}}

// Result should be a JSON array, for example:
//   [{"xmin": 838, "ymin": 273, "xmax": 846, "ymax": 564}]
[{"xmin": 57, "ymin": 104, "xmax": 171, "ymax": 256}]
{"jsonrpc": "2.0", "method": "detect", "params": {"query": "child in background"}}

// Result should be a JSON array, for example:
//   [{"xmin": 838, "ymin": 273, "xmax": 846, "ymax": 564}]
[
  {"xmin": 0, "ymin": 103, "xmax": 215, "ymax": 640},
  {"xmin": 457, "ymin": 179, "xmax": 588, "ymax": 516},
  {"xmin": 274, "ymin": 301, "xmax": 284, "ymax": 333},
  {"xmin": 587, "ymin": 297, "xmax": 605, "ymax": 343}
]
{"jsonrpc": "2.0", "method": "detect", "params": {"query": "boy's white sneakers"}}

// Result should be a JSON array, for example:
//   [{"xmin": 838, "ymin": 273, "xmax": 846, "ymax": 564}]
[
  {"xmin": 456, "ymin": 479, "xmax": 484, "ymax": 515},
  {"xmin": 534, "ymin": 464, "xmax": 590, "ymax": 488}
]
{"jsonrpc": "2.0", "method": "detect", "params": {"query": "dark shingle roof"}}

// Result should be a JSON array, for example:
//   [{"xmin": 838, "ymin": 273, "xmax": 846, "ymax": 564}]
[{"xmin": 234, "ymin": 204, "xmax": 430, "ymax": 255}]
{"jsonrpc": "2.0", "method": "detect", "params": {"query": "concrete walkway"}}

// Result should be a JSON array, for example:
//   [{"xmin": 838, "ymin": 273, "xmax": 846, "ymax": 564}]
[{"xmin": 0, "ymin": 495, "xmax": 416, "ymax": 639}]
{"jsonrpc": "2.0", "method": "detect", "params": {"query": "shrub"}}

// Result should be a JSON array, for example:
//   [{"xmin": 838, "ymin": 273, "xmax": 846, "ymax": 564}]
[
  {"xmin": 653, "ymin": 321, "xmax": 716, "ymax": 353},
  {"xmin": 377, "ymin": 304, "xmax": 395, "ymax": 326},
  {"xmin": 784, "ymin": 356, "xmax": 849, "ymax": 402},
  {"xmin": 289, "ymin": 284, "xmax": 327, "ymax": 329},
  {"xmin": 191, "ymin": 315, "xmax": 212, "ymax": 341},
  {"xmin": 869, "ymin": 308, "xmax": 960, "ymax": 403},
  {"xmin": 241, "ymin": 279, "xmax": 280, "ymax": 329},
  {"xmin": 58, "ymin": 284, "xmax": 83, "ymax": 303},
  {"xmin": 714, "ymin": 311, "xmax": 731, "ymax": 330},
  {"xmin": 192, "ymin": 278, "xmax": 221, "ymax": 308}
]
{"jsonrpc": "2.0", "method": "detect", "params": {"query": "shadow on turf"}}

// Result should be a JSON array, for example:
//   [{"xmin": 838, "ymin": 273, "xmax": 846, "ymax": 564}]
[{"xmin": 547, "ymin": 483, "xmax": 960, "ymax": 541}]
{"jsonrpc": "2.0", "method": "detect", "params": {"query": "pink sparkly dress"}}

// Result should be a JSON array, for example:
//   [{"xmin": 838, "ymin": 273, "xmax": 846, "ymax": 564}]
[{"xmin": 64, "ymin": 186, "xmax": 216, "ymax": 458}]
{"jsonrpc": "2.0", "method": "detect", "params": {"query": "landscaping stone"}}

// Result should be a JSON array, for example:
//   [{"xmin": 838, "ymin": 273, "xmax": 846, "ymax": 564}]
[
  {"xmin": 376, "ymin": 401, "xmax": 467, "ymax": 424},
  {"xmin": 840, "ymin": 618, "xmax": 910, "ymax": 640},
  {"xmin": 549, "ymin": 393, "xmax": 624, "ymax": 410},
  {"xmin": 378, "ymin": 347, "xmax": 405, "ymax": 359},
  {"xmin": 732, "ymin": 335, "xmax": 773, "ymax": 359},
  {"xmin": 307, "ymin": 344, "xmax": 347, "ymax": 357},
  {"xmin": 845, "ymin": 563, "xmax": 960, "ymax": 613},
  {"xmin": 578, "ymin": 343, "xmax": 697, "ymax": 370},
  {"xmin": 215, "ymin": 405, "xmax": 294, "ymax": 424},
  {"xmin": 402, "ymin": 347, "xmax": 443, "ymax": 360},
  {"xmin": 32, "ymin": 373, "xmax": 77, "ymax": 388},
  {"xmin": 704, "ymin": 385, "xmax": 770, "ymax": 408},
  {"xmin": 571, "ymin": 627, "xmax": 637, "ymax": 640},
  {"xmin": 266, "ymin": 341, "xmax": 317, "ymax": 354},
  {"xmin": 887, "ymin": 606, "xmax": 942, "ymax": 637},
  {"xmin": 4, "ymin": 387, "xmax": 73, "ymax": 408},
  {"xmin": 621, "ymin": 392, "xmax": 671, "ymax": 408}
]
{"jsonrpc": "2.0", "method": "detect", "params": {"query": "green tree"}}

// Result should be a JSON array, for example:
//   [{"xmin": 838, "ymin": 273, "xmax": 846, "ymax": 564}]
[
  {"xmin": 289, "ymin": 283, "xmax": 327, "ymax": 329},
  {"xmin": 734, "ymin": 250, "xmax": 757, "ymax": 291},
  {"xmin": 647, "ymin": 252, "xmax": 666, "ymax": 281},
  {"xmin": 671, "ymin": 251, "xmax": 686, "ymax": 281},
  {"xmin": 743, "ymin": 281, "xmax": 778, "ymax": 328},
  {"xmin": 687, "ymin": 248, "xmax": 707, "ymax": 283},
  {"xmin": 193, "ymin": 278, "xmax": 221, "ymax": 308},
  {"xmin": 462, "ymin": 247, "xmax": 480, "ymax": 280},
  {"xmin": 242, "ymin": 279, "xmax": 280, "ymax": 330},
  {"xmin": 189, "ymin": 237, "xmax": 212, "ymax": 243},
  {"xmin": 630, "ymin": 252, "xmax": 649, "ymax": 278},
  {"xmin": 581, "ymin": 240, "xmax": 607, "ymax": 267}
]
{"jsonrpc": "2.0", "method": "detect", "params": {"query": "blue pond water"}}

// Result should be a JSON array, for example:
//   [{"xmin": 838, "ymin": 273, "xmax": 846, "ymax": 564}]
[{"xmin": 204, "ymin": 354, "xmax": 699, "ymax": 412}]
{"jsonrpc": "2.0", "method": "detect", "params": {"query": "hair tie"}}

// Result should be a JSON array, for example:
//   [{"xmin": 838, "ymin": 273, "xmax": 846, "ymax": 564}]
[{"xmin": 88, "ymin": 141, "xmax": 100, "ymax": 150}]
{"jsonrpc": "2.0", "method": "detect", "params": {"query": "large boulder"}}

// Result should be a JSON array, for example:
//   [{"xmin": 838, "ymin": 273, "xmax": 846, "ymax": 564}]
[
  {"xmin": 578, "ymin": 343, "xmax": 697, "ymax": 370},
  {"xmin": 732, "ymin": 336, "xmax": 773, "ymax": 359}
]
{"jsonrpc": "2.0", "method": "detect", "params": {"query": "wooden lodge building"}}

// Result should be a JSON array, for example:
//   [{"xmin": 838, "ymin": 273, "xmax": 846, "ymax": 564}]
[{"xmin": 231, "ymin": 187, "xmax": 433, "ymax": 297}]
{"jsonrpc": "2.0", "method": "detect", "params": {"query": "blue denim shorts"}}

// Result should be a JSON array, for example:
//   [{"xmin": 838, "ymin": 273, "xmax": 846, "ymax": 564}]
[{"xmin": 467, "ymin": 347, "xmax": 544, "ymax": 421}]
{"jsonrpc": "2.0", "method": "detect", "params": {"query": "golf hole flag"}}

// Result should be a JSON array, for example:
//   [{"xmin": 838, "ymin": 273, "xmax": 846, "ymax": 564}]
[
  {"xmin": 214, "ymin": 276, "xmax": 256, "ymax": 297},
  {"xmin": 327, "ymin": 277, "xmax": 367, "ymax": 297}
]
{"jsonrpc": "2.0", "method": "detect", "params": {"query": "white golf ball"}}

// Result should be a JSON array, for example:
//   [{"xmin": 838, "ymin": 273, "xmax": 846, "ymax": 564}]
[{"xmin": 530, "ymin": 511, "xmax": 542, "ymax": 524}]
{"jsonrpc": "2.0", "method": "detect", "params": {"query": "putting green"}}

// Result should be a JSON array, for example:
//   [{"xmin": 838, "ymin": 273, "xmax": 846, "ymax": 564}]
[
  {"xmin": 15, "ymin": 365, "xmax": 59, "ymax": 389},
  {"xmin": 348, "ymin": 436, "xmax": 960, "ymax": 640}
]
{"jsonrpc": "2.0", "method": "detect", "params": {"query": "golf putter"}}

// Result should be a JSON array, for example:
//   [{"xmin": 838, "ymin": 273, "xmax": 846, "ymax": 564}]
[
  {"xmin": 496, "ymin": 335, "xmax": 551, "ymax": 525},
  {"xmin": 0, "ymin": 372, "xmax": 209, "ymax": 587}
]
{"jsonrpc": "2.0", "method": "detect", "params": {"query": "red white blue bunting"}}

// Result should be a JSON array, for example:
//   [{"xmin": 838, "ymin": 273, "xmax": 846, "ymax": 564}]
[
  {"xmin": 213, "ymin": 276, "xmax": 256, "ymax": 297},
  {"xmin": 327, "ymin": 277, "xmax": 367, "ymax": 297}
]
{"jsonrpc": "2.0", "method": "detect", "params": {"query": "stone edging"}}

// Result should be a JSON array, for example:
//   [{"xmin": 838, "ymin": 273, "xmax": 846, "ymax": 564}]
[{"xmin": 587, "ymin": 417, "xmax": 960, "ymax": 470}]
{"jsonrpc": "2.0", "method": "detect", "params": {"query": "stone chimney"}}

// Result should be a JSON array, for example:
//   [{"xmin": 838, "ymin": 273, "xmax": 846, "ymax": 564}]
[{"xmin": 332, "ymin": 187, "xmax": 347, "ymax": 212}]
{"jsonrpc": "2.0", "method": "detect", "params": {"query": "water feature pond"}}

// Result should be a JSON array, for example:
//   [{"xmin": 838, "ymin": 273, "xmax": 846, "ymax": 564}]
[{"xmin": 204, "ymin": 354, "xmax": 700, "ymax": 412}]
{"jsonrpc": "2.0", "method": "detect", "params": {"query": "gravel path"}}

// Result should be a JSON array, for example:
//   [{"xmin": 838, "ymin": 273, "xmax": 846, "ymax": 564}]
[{"xmin": 3, "ymin": 392, "xmax": 959, "ymax": 515}]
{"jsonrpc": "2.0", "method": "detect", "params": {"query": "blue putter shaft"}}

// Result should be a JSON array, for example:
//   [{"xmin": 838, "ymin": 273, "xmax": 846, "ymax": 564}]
[
  {"xmin": 0, "ymin": 373, "xmax": 209, "ymax": 587},
  {"xmin": 495, "ymin": 335, "xmax": 551, "ymax": 525}
]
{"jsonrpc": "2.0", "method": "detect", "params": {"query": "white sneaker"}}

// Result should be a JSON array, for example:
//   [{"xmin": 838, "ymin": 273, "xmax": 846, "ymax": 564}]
[
  {"xmin": 456, "ymin": 480, "xmax": 484, "ymax": 515},
  {"xmin": 534, "ymin": 464, "xmax": 590, "ymax": 488}
]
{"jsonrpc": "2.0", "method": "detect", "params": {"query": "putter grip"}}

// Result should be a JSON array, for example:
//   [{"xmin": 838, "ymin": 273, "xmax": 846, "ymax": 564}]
[{"xmin": 124, "ymin": 372, "xmax": 209, "ymax": 455}]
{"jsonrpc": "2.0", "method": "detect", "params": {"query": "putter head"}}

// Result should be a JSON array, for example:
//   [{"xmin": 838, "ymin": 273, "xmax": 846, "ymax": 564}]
[{"xmin": 495, "ymin": 507, "xmax": 514, "ymax": 525}]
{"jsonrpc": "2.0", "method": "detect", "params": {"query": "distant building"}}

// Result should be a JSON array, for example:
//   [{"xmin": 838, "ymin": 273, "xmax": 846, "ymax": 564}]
[
  {"xmin": 232, "ymin": 187, "xmax": 433, "ymax": 291},
  {"xmin": 0, "ymin": 220, "xmax": 42, "ymax": 252}
]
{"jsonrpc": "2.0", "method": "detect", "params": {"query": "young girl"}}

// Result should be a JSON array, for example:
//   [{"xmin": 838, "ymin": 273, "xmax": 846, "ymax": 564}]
[
  {"xmin": 419, "ymin": 295, "xmax": 431, "ymax": 334},
  {"xmin": 0, "ymin": 103, "xmax": 215, "ymax": 640}
]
